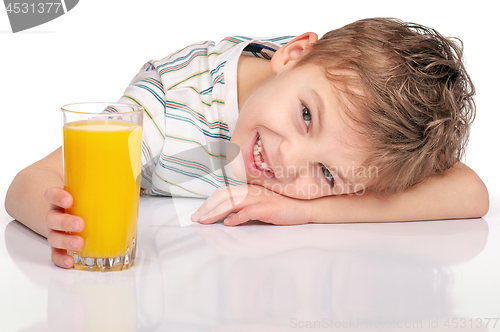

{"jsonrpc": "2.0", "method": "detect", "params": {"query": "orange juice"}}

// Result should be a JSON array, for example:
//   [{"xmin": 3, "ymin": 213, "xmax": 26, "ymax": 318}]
[{"xmin": 63, "ymin": 120, "xmax": 142, "ymax": 271}]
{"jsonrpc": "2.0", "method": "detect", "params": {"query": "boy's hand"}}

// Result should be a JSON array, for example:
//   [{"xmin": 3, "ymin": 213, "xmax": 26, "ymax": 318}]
[
  {"xmin": 44, "ymin": 187, "xmax": 84, "ymax": 268},
  {"xmin": 191, "ymin": 184, "xmax": 312, "ymax": 226}
]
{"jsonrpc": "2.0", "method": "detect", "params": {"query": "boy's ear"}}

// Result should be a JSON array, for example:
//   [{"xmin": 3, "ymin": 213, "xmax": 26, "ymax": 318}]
[{"xmin": 270, "ymin": 32, "xmax": 318, "ymax": 74}]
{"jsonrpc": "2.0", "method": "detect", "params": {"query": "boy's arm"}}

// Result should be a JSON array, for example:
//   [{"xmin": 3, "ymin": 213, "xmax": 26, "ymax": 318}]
[
  {"xmin": 5, "ymin": 147, "xmax": 85, "ymax": 268},
  {"xmin": 302, "ymin": 162, "xmax": 489, "ymax": 224},
  {"xmin": 192, "ymin": 162, "xmax": 489, "ymax": 225},
  {"xmin": 5, "ymin": 147, "xmax": 64, "ymax": 237}
]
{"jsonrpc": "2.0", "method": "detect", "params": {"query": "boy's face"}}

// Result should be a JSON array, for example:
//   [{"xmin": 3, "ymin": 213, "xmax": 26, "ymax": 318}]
[{"xmin": 230, "ymin": 63, "xmax": 369, "ymax": 199}]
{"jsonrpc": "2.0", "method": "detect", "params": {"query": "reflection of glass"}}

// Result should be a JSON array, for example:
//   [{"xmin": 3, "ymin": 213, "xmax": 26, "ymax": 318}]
[
  {"xmin": 4, "ymin": 214, "xmax": 164, "ymax": 332},
  {"xmin": 62, "ymin": 102, "xmax": 143, "ymax": 271},
  {"xmin": 48, "ymin": 270, "xmax": 138, "ymax": 332}
]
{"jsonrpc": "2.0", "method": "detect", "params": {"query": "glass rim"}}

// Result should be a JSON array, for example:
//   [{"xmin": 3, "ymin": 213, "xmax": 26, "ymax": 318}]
[{"xmin": 61, "ymin": 102, "xmax": 144, "ymax": 115}]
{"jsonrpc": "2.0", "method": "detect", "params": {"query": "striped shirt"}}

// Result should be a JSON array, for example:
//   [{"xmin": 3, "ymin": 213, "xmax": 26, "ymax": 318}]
[{"xmin": 119, "ymin": 36, "xmax": 295, "ymax": 197}]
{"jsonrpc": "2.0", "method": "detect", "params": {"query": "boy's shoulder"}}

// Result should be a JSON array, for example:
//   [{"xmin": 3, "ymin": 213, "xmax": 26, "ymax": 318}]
[{"xmin": 149, "ymin": 35, "xmax": 296, "ymax": 69}]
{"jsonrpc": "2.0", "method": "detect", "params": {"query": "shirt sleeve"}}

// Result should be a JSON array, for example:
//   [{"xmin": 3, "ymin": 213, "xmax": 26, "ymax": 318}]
[{"xmin": 118, "ymin": 61, "xmax": 166, "ymax": 191}]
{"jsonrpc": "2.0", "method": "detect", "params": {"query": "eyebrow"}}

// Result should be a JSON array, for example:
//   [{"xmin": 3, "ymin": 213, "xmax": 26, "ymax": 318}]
[
  {"xmin": 309, "ymin": 88, "xmax": 337, "ymax": 181},
  {"xmin": 308, "ymin": 88, "xmax": 357, "ymax": 186},
  {"xmin": 309, "ymin": 88, "xmax": 325, "ymax": 132}
]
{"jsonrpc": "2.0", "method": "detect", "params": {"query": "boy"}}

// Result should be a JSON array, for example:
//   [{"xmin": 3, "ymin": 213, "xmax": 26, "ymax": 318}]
[{"xmin": 5, "ymin": 18, "xmax": 489, "ymax": 269}]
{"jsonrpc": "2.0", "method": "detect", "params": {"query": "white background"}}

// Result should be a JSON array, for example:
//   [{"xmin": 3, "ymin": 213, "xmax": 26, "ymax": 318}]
[
  {"xmin": 0, "ymin": 2, "xmax": 499, "ymax": 330},
  {"xmin": 1, "ymin": 0, "xmax": 498, "ymax": 202}
]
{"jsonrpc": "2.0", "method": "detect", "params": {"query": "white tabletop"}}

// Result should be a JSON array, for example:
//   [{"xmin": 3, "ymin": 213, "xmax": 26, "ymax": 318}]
[{"xmin": 1, "ymin": 190, "xmax": 499, "ymax": 332}]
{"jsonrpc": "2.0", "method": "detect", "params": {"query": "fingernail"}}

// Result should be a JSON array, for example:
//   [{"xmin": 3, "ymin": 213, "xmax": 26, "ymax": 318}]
[
  {"xmin": 200, "ymin": 214, "xmax": 209, "ymax": 222},
  {"xmin": 72, "ymin": 219, "xmax": 81, "ymax": 231},
  {"xmin": 71, "ymin": 238, "xmax": 79, "ymax": 249},
  {"xmin": 61, "ymin": 197, "xmax": 70, "ymax": 208},
  {"xmin": 191, "ymin": 211, "xmax": 199, "ymax": 221},
  {"xmin": 64, "ymin": 257, "xmax": 72, "ymax": 268}
]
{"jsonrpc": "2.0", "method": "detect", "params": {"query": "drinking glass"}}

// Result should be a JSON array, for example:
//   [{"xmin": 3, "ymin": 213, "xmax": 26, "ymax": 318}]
[{"xmin": 62, "ymin": 102, "xmax": 143, "ymax": 271}]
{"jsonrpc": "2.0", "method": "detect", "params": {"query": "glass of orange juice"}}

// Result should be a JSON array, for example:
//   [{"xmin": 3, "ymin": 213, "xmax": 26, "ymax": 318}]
[{"xmin": 62, "ymin": 102, "xmax": 143, "ymax": 271}]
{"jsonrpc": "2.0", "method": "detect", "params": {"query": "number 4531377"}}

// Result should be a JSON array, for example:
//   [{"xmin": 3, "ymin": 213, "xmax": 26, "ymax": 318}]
[
  {"xmin": 6, "ymin": 3, "xmax": 62, "ymax": 14},
  {"xmin": 444, "ymin": 318, "xmax": 499, "ymax": 329}
]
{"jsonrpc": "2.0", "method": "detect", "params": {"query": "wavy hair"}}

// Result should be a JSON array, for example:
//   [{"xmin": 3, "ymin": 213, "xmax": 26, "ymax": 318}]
[{"xmin": 296, "ymin": 18, "xmax": 476, "ymax": 194}]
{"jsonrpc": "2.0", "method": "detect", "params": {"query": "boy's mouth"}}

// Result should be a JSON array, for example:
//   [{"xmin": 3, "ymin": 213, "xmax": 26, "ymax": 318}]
[{"xmin": 248, "ymin": 133, "xmax": 274, "ymax": 176}]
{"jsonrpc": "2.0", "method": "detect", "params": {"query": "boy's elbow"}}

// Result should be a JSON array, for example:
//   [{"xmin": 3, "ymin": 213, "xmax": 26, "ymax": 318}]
[
  {"xmin": 448, "ymin": 163, "xmax": 489, "ymax": 219},
  {"xmin": 472, "ymin": 181, "xmax": 489, "ymax": 218},
  {"xmin": 5, "ymin": 171, "xmax": 23, "ymax": 220},
  {"xmin": 467, "ymin": 172, "xmax": 489, "ymax": 218}
]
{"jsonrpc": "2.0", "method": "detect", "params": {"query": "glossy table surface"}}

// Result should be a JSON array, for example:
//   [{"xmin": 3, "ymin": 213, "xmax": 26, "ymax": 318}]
[{"xmin": 1, "ymin": 190, "xmax": 499, "ymax": 332}]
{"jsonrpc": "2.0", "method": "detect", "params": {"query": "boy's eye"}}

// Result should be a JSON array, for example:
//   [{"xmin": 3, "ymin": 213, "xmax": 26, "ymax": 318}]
[
  {"xmin": 301, "ymin": 105, "xmax": 312, "ymax": 128},
  {"xmin": 320, "ymin": 164, "xmax": 335, "ymax": 187}
]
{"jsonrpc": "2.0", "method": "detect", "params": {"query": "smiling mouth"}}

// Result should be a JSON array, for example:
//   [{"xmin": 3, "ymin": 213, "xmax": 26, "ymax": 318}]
[{"xmin": 253, "ymin": 134, "xmax": 274, "ymax": 174}]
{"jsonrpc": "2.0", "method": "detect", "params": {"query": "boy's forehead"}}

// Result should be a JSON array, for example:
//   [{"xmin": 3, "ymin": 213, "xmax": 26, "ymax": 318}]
[
  {"xmin": 314, "ymin": 71, "xmax": 367, "ymax": 138},
  {"xmin": 317, "ymin": 77, "xmax": 369, "ymax": 164}
]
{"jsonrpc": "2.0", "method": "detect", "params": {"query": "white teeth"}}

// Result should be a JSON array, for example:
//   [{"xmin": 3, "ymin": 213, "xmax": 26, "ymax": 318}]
[{"xmin": 253, "ymin": 135, "xmax": 273, "ymax": 173}]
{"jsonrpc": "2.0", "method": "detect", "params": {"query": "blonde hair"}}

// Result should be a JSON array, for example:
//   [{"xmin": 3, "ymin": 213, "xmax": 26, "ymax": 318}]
[{"xmin": 297, "ymin": 18, "xmax": 476, "ymax": 194}]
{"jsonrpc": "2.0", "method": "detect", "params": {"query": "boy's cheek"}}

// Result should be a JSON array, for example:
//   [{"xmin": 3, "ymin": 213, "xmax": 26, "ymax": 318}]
[{"xmin": 226, "ymin": 144, "xmax": 247, "ymax": 182}]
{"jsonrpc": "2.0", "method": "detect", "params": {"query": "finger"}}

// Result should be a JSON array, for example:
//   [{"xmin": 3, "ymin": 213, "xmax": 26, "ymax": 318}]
[
  {"xmin": 199, "ymin": 208, "xmax": 235, "ymax": 225},
  {"xmin": 193, "ymin": 186, "xmax": 249, "ymax": 222},
  {"xmin": 194, "ymin": 187, "xmax": 237, "ymax": 217},
  {"xmin": 198, "ymin": 192, "xmax": 246, "ymax": 224},
  {"xmin": 47, "ymin": 229, "xmax": 84, "ymax": 251},
  {"xmin": 224, "ymin": 204, "xmax": 270, "ymax": 226},
  {"xmin": 46, "ymin": 209, "xmax": 84, "ymax": 233},
  {"xmin": 224, "ymin": 201, "xmax": 304, "ymax": 226},
  {"xmin": 51, "ymin": 247, "xmax": 75, "ymax": 269},
  {"xmin": 44, "ymin": 187, "xmax": 73, "ymax": 209}
]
